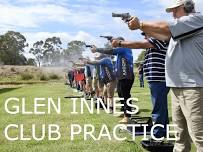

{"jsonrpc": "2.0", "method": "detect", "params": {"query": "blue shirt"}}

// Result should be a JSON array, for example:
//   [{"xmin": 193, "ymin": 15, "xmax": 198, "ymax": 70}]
[
  {"xmin": 113, "ymin": 48, "xmax": 134, "ymax": 80},
  {"xmin": 143, "ymin": 38, "xmax": 168, "ymax": 82},
  {"xmin": 96, "ymin": 58, "xmax": 115, "ymax": 84}
]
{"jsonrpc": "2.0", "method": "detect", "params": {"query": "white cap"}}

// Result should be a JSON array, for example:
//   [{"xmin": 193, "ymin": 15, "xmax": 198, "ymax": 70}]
[{"xmin": 165, "ymin": 0, "xmax": 194, "ymax": 13}]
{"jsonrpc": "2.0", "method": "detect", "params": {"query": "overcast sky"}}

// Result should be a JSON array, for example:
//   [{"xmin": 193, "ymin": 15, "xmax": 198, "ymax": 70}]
[{"xmin": 0, "ymin": 0, "xmax": 202, "ymax": 60}]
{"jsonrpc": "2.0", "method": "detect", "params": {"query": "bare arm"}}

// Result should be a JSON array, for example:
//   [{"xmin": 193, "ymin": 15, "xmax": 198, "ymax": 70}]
[
  {"xmin": 96, "ymin": 48, "xmax": 113, "ymax": 55},
  {"xmin": 86, "ymin": 60, "xmax": 99, "ymax": 65},
  {"xmin": 91, "ymin": 46, "xmax": 113, "ymax": 54},
  {"xmin": 128, "ymin": 17, "xmax": 172, "ymax": 41},
  {"xmin": 141, "ymin": 21, "xmax": 171, "ymax": 41},
  {"xmin": 73, "ymin": 63, "xmax": 85, "ymax": 67},
  {"xmin": 72, "ymin": 65, "xmax": 84, "ymax": 69},
  {"xmin": 112, "ymin": 39, "xmax": 154, "ymax": 49}
]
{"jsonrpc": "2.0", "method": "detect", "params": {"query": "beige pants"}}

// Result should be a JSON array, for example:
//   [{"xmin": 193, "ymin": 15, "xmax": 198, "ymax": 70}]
[
  {"xmin": 103, "ymin": 81, "xmax": 116, "ymax": 107},
  {"xmin": 171, "ymin": 88, "xmax": 203, "ymax": 152},
  {"xmin": 106, "ymin": 80, "xmax": 117, "ymax": 98},
  {"xmin": 86, "ymin": 77, "xmax": 92, "ymax": 86},
  {"xmin": 92, "ymin": 77, "xmax": 98, "ymax": 90}
]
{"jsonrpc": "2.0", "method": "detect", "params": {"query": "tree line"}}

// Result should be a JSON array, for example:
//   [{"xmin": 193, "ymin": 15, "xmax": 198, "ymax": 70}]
[
  {"xmin": 0, "ymin": 31, "xmax": 85, "ymax": 67},
  {"xmin": 0, "ymin": 31, "xmax": 144, "ymax": 67}
]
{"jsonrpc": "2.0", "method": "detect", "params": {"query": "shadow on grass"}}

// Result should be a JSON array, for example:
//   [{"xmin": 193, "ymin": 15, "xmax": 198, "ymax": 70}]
[
  {"xmin": 0, "ymin": 87, "xmax": 20, "ymax": 94},
  {"xmin": 139, "ymin": 108, "xmax": 151, "ymax": 113},
  {"xmin": 131, "ymin": 90, "xmax": 141, "ymax": 93},
  {"xmin": 0, "ymin": 81, "xmax": 47, "ymax": 85}
]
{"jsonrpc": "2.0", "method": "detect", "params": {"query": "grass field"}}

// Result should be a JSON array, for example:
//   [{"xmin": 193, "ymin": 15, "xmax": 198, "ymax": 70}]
[{"xmin": 0, "ymin": 79, "xmax": 196, "ymax": 152}]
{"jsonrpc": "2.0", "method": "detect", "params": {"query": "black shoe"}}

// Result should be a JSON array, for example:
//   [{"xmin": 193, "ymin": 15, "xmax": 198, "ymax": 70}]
[{"xmin": 141, "ymin": 139, "xmax": 174, "ymax": 152}]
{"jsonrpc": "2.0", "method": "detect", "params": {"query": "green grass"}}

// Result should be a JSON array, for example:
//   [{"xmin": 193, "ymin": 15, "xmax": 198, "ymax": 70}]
[{"xmin": 0, "ymin": 79, "xmax": 196, "ymax": 152}]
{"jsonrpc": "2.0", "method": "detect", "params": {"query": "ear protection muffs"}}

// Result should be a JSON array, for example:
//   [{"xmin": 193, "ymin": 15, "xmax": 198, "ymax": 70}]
[{"xmin": 183, "ymin": 0, "xmax": 195, "ymax": 13}]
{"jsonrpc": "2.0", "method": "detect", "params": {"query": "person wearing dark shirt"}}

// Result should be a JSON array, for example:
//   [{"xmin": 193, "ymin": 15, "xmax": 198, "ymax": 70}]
[
  {"xmin": 67, "ymin": 70, "xmax": 74, "ymax": 87},
  {"xmin": 84, "ymin": 64, "xmax": 93, "ymax": 98}
]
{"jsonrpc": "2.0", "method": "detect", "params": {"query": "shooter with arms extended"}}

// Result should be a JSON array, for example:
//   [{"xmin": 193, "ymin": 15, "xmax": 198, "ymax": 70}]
[
  {"xmin": 124, "ymin": 0, "xmax": 203, "ymax": 151},
  {"xmin": 90, "ymin": 36, "xmax": 135, "ymax": 124}
]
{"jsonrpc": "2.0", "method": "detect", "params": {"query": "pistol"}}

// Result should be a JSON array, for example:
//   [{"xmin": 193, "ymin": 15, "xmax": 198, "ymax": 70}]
[
  {"xmin": 100, "ymin": 35, "xmax": 114, "ymax": 42},
  {"xmin": 112, "ymin": 12, "xmax": 131, "ymax": 22},
  {"xmin": 85, "ymin": 44, "xmax": 94, "ymax": 48}
]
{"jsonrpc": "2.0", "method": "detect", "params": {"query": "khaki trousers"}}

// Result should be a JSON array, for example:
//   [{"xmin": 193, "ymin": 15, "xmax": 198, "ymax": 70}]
[{"xmin": 171, "ymin": 88, "xmax": 203, "ymax": 152}]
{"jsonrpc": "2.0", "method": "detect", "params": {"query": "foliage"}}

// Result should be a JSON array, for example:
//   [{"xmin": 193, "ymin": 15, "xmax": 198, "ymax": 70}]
[
  {"xmin": 49, "ymin": 73, "xmax": 60, "ymax": 80},
  {"xmin": 0, "ymin": 31, "xmax": 87, "ymax": 67},
  {"xmin": 20, "ymin": 72, "xmax": 34, "ymax": 80},
  {"xmin": 0, "ymin": 31, "xmax": 28, "ymax": 65},
  {"xmin": 43, "ymin": 37, "xmax": 62, "ymax": 66},
  {"xmin": 135, "ymin": 50, "xmax": 146, "ymax": 67},
  {"xmin": 27, "ymin": 58, "xmax": 37, "ymax": 66},
  {"xmin": 62, "ymin": 40, "xmax": 85, "ymax": 65},
  {"xmin": 39, "ymin": 73, "xmax": 49, "ymax": 81},
  {"xmin": 29, "ymin": 40, "xmax": 44, "ymax": 67}
]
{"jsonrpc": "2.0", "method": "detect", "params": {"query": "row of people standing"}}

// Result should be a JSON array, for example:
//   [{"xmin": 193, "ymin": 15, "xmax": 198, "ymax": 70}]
[
  {"xmin": 88, "ymin": 37, "xmax": 135, "ymax": 123},
  {"xmin": 67, "ymin": 33, "xmax": 170, "ymax": 140},
  {"xmin": 68, "ymin": 0, "xmax": 203, "ymax": 151},
  {"xmin": 89, "ymin": 34, "xmax": 169, "ymax": 138}
]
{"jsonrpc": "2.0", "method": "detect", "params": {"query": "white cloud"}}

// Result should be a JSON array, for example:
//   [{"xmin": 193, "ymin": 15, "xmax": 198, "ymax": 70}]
[
  {"xmin": 0, "ymin": 1, "xmax": 121, "ymax": 33},
  {"xmin": 2, "ymin": 0, "xmax": 202, "ymax": 62},
  {"xmin": 0, "ymin": 0, "xmax": 142, "ymax": 32},
  {"xmin": 0, "ymin": 3, "xmax": 71, "ymax": 29}
]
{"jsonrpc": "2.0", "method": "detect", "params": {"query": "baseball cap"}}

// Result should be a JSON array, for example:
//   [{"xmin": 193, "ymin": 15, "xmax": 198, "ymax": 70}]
[
  {"xmin": 165, "ymin": 0, "xmax": 194, "ymax": 13},
  {"xmin": 116, "ymin": 37, "xmax": 125, "ymax": 41}
]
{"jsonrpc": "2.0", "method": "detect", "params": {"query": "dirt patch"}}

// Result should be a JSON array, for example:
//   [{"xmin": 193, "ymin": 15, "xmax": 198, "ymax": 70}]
[{"xmin": 0, "ymin": 65, "xmax": 67, "ymax": 84}]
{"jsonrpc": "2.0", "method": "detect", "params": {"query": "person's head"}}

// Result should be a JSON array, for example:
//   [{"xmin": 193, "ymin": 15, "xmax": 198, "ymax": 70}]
[
  {"xmin": 115, "ymin": 37, "xmax": 125, "ymax": 41},
  {"xmin": 166, "ymin": 0, "xmax": 195, "ymax": 19}
]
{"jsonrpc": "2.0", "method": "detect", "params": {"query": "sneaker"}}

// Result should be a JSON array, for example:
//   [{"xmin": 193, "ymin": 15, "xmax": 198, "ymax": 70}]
[
  {"xmin": 142, "ymin": 137, "xmax": 164, "ymax": 145},
  {"xmin": 106, "ymin": 108, "xmax": 113, "ymax": 114},
  {"xmin": 109, "ymin": 107, "xmax": 113, "ymax": 114},
  {"xmin": 119, "ymin": 117, "xmax": 130, "ymax": 124},
  {"xmin": 140, "ymin": 139, "xmax": 174, "ymax": 152},
  {"xmin": 84, "ymin": 94, "xmax": 91, "ymax": 100},
  {"xmin": 109, "ymin": 109, "xmax": 113, "ymax": 114}
]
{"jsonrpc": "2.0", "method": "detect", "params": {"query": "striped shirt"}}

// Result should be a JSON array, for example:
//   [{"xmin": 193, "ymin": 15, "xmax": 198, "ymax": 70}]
[{"xmin": 143, "ymin": 38, "xmax": 169, "ymax": 82}]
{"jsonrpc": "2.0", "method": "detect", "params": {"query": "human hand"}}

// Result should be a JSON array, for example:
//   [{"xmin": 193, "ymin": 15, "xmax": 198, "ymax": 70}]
[
  {"xmin": 91, "ymin": 45, "xmax": 97, "ymax": 53},
  {"xmin": 111, "ymin": 39, "xmax": 120, "ymax": 47},
  {"xmin": 128, "ymin": 16, "xmax": 140, "ymax": 30}
]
